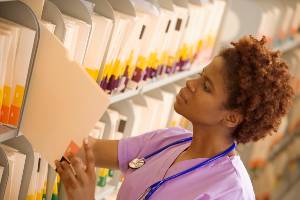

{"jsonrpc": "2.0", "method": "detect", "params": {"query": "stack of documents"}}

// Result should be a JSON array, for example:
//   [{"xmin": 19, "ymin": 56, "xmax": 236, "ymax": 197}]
[
  {"xmin": 1, "ymin": 144, "xmax": 26, "ymax": 200},
  {"xmin": 0, "ymin": 18, "xmax": 35, "ymax": 126}
]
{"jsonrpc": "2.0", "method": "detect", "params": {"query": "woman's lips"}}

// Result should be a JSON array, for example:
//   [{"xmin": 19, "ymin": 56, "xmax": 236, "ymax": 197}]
[{"xmin": 176, "ymin": 94, "xmax": 186, "ymax": 104}]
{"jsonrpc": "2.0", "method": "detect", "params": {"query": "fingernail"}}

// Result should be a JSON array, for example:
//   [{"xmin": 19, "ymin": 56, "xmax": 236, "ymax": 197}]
[{"xmin": 66, "ymin": 152, "xmax": 73, "ymax": 157}]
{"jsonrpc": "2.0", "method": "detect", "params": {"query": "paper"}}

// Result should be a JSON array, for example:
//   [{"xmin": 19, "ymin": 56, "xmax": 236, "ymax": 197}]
[{"xmin": 20, "ymin": 23, "xmax": 109, "ymax": 167}]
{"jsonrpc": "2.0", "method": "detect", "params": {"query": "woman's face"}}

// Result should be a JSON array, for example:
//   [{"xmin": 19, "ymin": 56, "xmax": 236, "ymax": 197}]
[{"xmin": 174, "ymin": 56, "xmax": 229, "ymax": 126}]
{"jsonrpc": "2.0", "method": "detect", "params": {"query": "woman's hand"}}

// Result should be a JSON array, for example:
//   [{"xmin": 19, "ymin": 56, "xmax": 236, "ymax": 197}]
[{"xmin": 55, "ymin": 139, "xmax": 96, "ymax": 200}]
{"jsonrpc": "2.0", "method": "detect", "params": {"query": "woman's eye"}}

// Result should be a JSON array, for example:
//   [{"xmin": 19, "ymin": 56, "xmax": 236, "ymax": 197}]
[
  {"xmin": 203, "ymin": 81, "xmax": 210, "ymax": 92},
  {"xmin": 198, "ymin": 73, "xmax": 211, "ymax": 92}
]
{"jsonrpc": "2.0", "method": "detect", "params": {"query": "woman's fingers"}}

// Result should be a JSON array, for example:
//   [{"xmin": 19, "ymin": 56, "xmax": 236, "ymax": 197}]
[
  {"xmin": 69, "ymin": 154, "xmax": 87, "ymax": 185},
  {"xmin": 55, "ymin": 160, "xmax": 78, "ymax": 189},
  {"xmin": 83, "ymin": 138, "xmax": 96, "ymax": 178}
]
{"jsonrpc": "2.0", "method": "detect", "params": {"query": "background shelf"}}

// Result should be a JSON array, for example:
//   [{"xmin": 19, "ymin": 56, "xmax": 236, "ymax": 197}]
[{"xmin": 110, "ymin": 60, "xmax": 210, "ymax": 104}]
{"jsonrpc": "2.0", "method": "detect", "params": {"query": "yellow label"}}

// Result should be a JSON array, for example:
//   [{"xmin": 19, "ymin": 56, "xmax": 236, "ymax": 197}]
[
  {"xmin": 3, "ymin": 86, "xmax": 11, "ymax": 106},
  {"xmin": 136, "ymin": 55, "xmax": 147, "ymax": 70},
  {"xmin": 85, "ymin": 68, "xmax": 99, "ymax": 81},
  {"xmin": 148, "ymin": 52, "xmax": 159, "ymax": 69},
  {"xmin": 207, "ymin": 35, "xmax": 215, "ymax": 48},
  {"xmin": 196, "ymin": 39, "xmax": 204, "ymax": 53},
  {"xmin": 118, "ymin": 63, "xmax": 126, "ymax": 78},
  {"xmin": 169, "ymin": 120, "xmax": 177, "ymax": 127},
  {"xmin": 12, "ymin": 85, "xmax": 25, "ymax": 107},
  {"xmin": 52, "ymin": 175, "xmax": 59, "ymax": 195},
  {"xmin": 36, "ymin": 192, "xmax": 42, "ymax": 200},
  {"xmin": 100, "ymin": 63, "xmax": 112, "ymax": 80},
  {"xmin": 26, "ymin": 195, "xmax": 35, "ymax": 200},
  {"xmin": 112, "ymin": 59, "xmax": 121, "ymax": 77},
  {"xmin": 99, "ymin": 168, "xmax": 109, "ymax": 177},
  {"xmin": 42, "ymin": 181, "xmax": 47, "ymax": 196},
  {"xmin": 167, "ymin": 56, "xmax": 175, "ymax": 66},
  {"xmin": 125, "ymin": 51, "xmax": 135, "ymax": 77},
  {"xmin": 181, "ymin": 44, "xmax": 189, "ymax": 60},
  {"xmin": 160, "ymin": 52, "xmax": 168, "ymax": 66}
]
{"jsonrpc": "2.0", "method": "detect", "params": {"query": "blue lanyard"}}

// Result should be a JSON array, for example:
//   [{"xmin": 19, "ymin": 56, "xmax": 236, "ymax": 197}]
[{"xmin": 140, "ymin": 137, "xmax": 236, "ymax": 200}]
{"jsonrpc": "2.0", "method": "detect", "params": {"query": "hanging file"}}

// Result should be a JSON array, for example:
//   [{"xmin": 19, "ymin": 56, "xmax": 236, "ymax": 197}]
[
  {"xmin": 4, "ymin": 19, "xmax": 36, "ymax": 126},
  {"xmin": 0, "ymin": 19, "xmax": 20, "ymax": 124},
  {"xmin": 83, "ymin": 13, "xmax": 113, "ymax": 81},
  {"xmin": 1, "ymin": 144, "xmax": 26, "ymax": 200}
]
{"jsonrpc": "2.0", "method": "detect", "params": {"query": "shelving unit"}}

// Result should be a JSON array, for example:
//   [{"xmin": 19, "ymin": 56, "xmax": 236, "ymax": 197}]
[
  {"xmin": 0, "ymin": 1, "xmax": 39, "ymax": 199},
  {"xmin": 0, "ymin": 126, "xmax": 18, "ymax": 143},
  {"xmin": 109, "ymin": 34, "xmax": 300, "ymax": 105},
  {"xmin": 110, "ymin": 61, "xmax": 209, "ymax": 104},
  {"xmin": 0, "ymin": 0, "xmax": 39, "ymax": 144}
]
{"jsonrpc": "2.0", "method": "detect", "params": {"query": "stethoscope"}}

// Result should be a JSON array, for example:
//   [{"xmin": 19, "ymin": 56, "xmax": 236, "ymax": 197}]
[{"xmin": 128, "ymin": 137, "xmax": 237, "ymax": 200}]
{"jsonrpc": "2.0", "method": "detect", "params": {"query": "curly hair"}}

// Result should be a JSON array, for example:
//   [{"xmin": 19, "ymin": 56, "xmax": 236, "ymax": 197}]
[{"xmin": 219, "ymin": 36, "xmax": 294, "ymax": 144}]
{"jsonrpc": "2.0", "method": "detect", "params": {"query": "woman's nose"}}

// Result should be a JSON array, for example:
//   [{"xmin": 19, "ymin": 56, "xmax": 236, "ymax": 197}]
[{"xmin": 186, "ymin": 80, "xmax": 195, "ymax": 93}]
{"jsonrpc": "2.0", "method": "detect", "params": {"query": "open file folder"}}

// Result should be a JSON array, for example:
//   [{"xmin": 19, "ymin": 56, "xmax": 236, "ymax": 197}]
[{"xmin": 20, "ymin": 22, "xmax": 109, "ymax": 167}]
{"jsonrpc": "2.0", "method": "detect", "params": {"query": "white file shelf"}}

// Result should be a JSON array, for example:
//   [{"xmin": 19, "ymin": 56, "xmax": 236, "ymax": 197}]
[
  {"xmin": 0, "ymin": 126, "xmax": 18, "ymax": 143},
  {"xmin": 110, "ymin": 89, "xmax": 141, "ymax": 104},
  {"xmin": 110, "ymin": 60, "xmax": 209, "ymax": 104},
  {"xmin": 95, "ymin": 185, "xmax": 116, "ymax": 200}
]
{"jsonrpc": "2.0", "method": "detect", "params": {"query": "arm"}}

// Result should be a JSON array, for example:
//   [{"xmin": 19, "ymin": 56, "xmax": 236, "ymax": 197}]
[{"xmin": 76, "ymin": 137, "xmax": 119, "ymax": 169}]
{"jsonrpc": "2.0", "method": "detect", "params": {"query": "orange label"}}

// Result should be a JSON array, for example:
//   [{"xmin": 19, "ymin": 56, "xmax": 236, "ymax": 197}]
[
  {"xmin": 0, "ymin": 105, "xmax": 9, "ymax": 123},
  {"xmin": 8, "ymin": 105, "xmax": 20, "ymax": 126},
  {"xmin": 63, "ymin": 141, "xmax": 80, "ymax": 158}
]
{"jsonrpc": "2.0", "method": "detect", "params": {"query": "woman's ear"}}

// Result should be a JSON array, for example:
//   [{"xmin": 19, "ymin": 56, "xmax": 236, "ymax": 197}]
[{"xmin": 222, "ymin": 111, "xmax": 243, "ymax": 128}]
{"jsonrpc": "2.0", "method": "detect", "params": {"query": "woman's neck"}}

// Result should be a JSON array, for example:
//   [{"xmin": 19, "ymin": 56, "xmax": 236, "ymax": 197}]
[{"xmin": 185, "ymin": 124, "xmax": 235, "ymax": 158}]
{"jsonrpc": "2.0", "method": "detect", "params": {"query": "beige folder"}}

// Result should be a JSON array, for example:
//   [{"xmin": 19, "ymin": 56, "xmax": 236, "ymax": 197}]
[{"xmin": 20, "ymin": 22, "xmax": 109, "ymax": 167}]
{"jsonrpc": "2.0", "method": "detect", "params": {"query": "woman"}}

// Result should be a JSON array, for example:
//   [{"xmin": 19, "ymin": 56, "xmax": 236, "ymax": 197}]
[{"xmin": 55, "ymin": 36, "xmax": 294, "ymax": 200}]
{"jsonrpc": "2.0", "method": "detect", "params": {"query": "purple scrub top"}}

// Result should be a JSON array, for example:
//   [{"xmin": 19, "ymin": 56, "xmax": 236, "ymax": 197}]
[{"xmin": 117, "ymin": 127, "xmax": 255, "ymax": 200}]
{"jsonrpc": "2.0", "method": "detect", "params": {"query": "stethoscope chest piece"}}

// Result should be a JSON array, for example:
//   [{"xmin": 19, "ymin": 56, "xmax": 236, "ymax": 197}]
[{"xmin": 129, "ymin": 158, "xmax": 145, "ymax": 169}]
